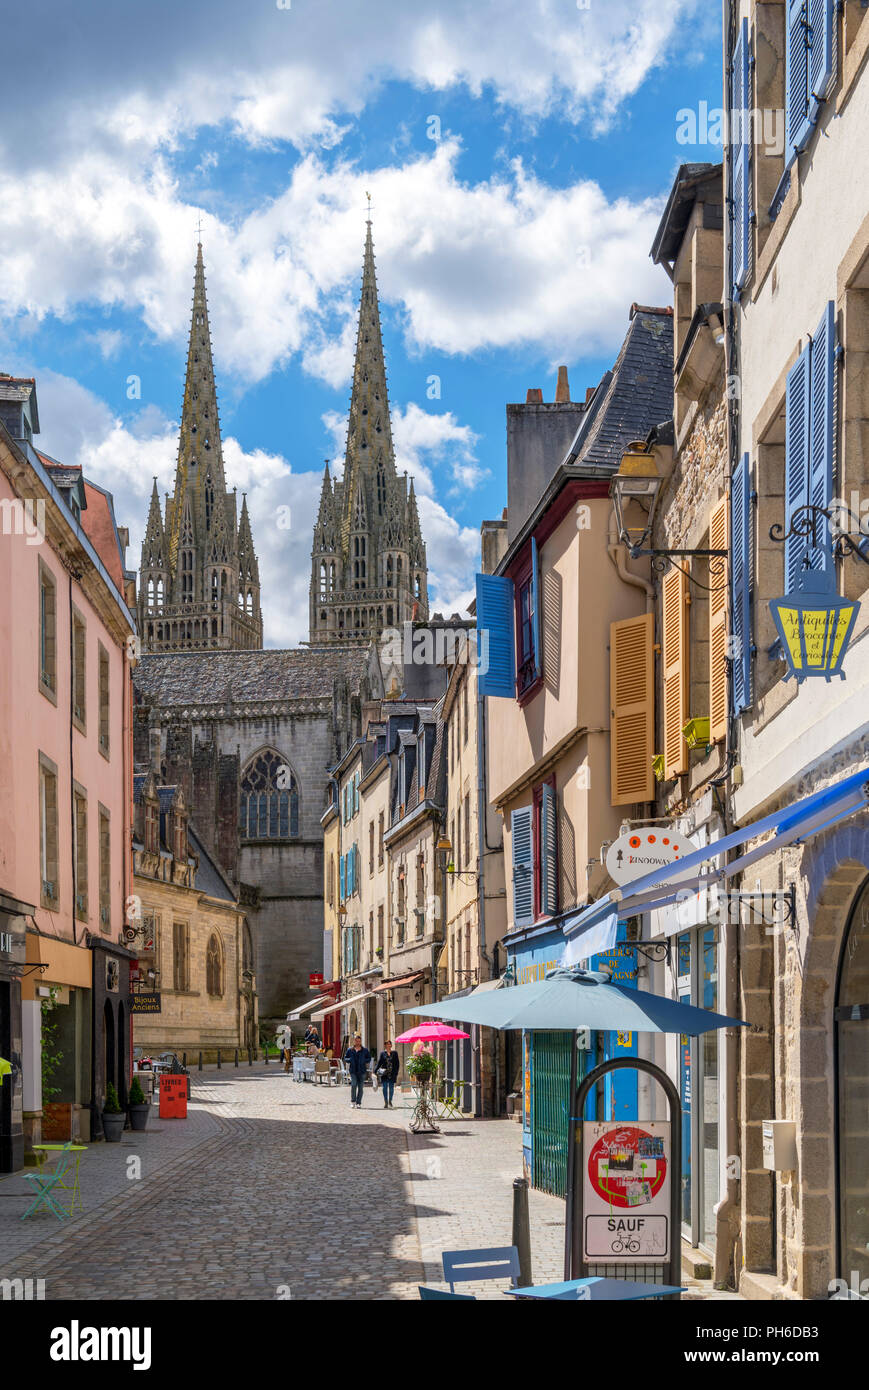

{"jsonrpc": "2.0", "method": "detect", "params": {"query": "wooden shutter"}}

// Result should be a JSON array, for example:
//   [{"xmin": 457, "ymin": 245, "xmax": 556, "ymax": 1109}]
[
  {"xmin": 709, "ymin": 497, "xmax": 729, "ymax": 743},
  {"xmin": 511, "ymin": 806, "xmax": 534, "ymax": 928},
  {"xmin": 540, "ymin": 782, "xmax": 558, "ymax": 916},
  {"xmin": 475, "ymin": 573, "xmax": 516, "ymax": 698},
  {"xmin": 731, "ymin": 454, "xmax": 753, "ymax": 714},
  {"xmin": 808, "ymin": 0, "xmax": 835, "ymax": 125},
  {"xmin": 339, "ymin": 854, "xmax": 345, "ymax": 900},
  {"xmin": 809, "ymin": 300, "xmax": 836, "ymax": 583},
  {"xmin": 786, "ymin": 0, "xmax": 810, "ymax": 155},
  {"xmin": 731, "ymin": 18, "xmax": 751, "ymax": 297},
  {"xmin": 662, "ymin": 568, "xmax": 690, "ymax": 780},
  {"xmin": 785, "ymin": 344, "xmax": 812, "ymax": 589},
  {"xmin": 610, "ymin": 612, "xmax": 655, "ymax": 805}
]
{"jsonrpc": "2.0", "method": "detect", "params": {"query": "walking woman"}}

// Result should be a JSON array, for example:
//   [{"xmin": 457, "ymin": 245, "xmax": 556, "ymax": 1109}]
[{"xmin": 375, "ymin": 1040, "xmax": 401, "ymax": 1108}]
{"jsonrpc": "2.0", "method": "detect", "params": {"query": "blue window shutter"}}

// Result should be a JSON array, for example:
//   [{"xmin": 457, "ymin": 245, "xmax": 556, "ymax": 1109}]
[
  {"xmin": 731, "ymin": 454, "xmax": 753, "ymax": 714},
  {"xmin": 475, "ymin": 573, "xmax": 516, "ymax": 698},
  {"xmin": 784, "ymin": 344, "xmax": 812, "ymax": 589},
  {"xmin": 511, "ymin": 807, "xmax": 534, "ymax": 928},
  {"xmin": 530, "ymin": 536, "xmax": 542, "ymax": 682},
  {"xmin": 809, "ymin": 300, "xmax": 836, "ymax": 582},
  {"xmin": 339, "ymin": 854, "xmax": 345, "ymax": 900},
  {"xmin": 540, "ymin": 783, "xmax": 558, "ymax": 917},
  {"xmin": 786, "ymin": 0, "xmax": 811, "ymax": 156},
  {"xmin": 808, "ymin": 0, "xmax": 835, "ymax": 125},
  {"xmin": 731, "ymin": 18, "xmax": 751, "ymax": 297}
]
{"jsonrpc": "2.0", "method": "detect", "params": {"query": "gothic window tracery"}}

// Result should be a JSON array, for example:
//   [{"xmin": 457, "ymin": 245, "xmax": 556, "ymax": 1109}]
[
  {"xmin": 239, "ymin": 750, "xmax": 299, "ymax": 841},
  {"xmin": 206, "ymin": 933, "xmax": 223, "ymax": 996}
]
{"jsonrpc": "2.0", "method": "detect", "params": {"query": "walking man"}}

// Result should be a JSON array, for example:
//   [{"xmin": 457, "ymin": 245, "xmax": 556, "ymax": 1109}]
[
  {"xmin": 344, "ymin": 1035, "xmax": 371, "ymax": 1109},
  {"xmin": 375, "ymin": 1040, "xmax": 400, "ymax": 1108}
]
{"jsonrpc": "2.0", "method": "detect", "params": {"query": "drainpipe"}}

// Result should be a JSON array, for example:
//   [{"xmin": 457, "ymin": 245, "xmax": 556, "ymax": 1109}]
[
  {"xmin": 607, "ymin": 508, "xmax": 654, "ymax": 611},
  {"xmin": 712, "ymin": 0, "xmax": 742, "ymax": 1291},
  {"xmin": 68, "ymin": 572, "xmax": 78, "ymax": 946}
]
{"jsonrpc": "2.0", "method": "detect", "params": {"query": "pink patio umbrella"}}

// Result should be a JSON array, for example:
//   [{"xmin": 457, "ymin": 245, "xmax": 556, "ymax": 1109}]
[{"xmin": 394, "ymin": 1021, "xmax": 470, "ymax": 1044}]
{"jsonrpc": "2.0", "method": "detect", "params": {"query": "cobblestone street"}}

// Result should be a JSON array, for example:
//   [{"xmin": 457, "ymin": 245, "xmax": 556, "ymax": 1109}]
[{"xmin": 0, "ymin": 1068, "xmax": 569, "ymax": 1300}]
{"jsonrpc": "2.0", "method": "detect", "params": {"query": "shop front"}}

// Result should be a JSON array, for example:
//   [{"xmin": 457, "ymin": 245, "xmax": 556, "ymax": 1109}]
[
  {"xmin": 0, "ymin": 891, "xmax": 30, "ymax": 1172},
  {"xmin": 22, "ymin": 929, "xmax": 94, "ymax": 1147}
]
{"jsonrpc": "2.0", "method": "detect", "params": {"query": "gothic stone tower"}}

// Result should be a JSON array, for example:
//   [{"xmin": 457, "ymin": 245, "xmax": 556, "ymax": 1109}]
[
  {"xmin": 138, "ymin": 243, "xmax": 263, "ymax": 653},
  {"xmin": 309, "ymin": 220, "xmax": 428, "ymax": 645}
]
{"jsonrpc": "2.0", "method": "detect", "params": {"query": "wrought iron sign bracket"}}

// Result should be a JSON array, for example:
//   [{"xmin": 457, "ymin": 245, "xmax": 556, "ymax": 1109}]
[
  {"xmin": 769, "ymin": 505, "xmax": 869, "ymax": 564},
  {"xmin": 633, "ymin": 939, "xmax": 673, "ymax": 967}
]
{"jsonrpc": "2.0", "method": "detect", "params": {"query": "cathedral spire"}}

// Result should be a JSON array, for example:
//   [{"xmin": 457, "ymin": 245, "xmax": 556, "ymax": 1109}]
[
  {"xmin": 137, "ymin": 241, "xmax": 263, "ymax": 653},
  {"xmin": 339, "ymin": 217, "xmax": 395, "ymax": 556}
]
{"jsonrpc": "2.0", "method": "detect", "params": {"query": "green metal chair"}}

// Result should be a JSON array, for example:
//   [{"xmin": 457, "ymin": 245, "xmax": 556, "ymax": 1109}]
[{"xmin": 21, "ymin": 1142, "xmax": 75, "ymax": 1222}]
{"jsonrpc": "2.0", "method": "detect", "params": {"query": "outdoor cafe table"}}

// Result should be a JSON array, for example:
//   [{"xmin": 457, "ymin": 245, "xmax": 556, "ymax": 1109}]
[
  {"xmin": 31, "ymin": 1144, "xmax": 88, "ymax": 1215},
  {"xmin": 292, "ymin": 1056, "xmax": 316, "ymax": 1082},
  {"xmin": 510, "ymin": 1277, "xmax": 686, "ymax": 1301}
]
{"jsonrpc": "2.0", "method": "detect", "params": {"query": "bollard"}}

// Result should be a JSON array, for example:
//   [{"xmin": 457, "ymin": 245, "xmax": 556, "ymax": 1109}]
[
  {"xmin": 512, "ymin": 1177, "xmax": 533, "ymax": 1289},
  {"xmin": 264, "ymin": 1045, "xmax": 269, "ymax": 1064},
  {"xmin": 248, "ymin": 1047, "xmax": 252, "ymax": 1067},
  {"xmin": 198, "ymin": 1052, "xmax": 203, "ymax": 1071},
  {"xmin": 182, "ymin": 1052, "xmax": 187, "ymax": 1069},
  {"xmin": 234, "ymin": 1048, "xmax": 239, "ymax": 1068},
  {"xmin": 217, "ymin": 1050, "xmax": 221, "ymax": 1070}
]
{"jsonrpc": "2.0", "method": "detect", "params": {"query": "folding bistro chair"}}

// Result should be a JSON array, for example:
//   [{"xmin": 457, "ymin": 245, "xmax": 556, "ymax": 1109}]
[
  {"xmin": 442, "ymin": 1246, "xmax": 521, "ymax": 1295},
  {"xmin": 419, "ymin": 1287, "xmax": 476, "ymax": 1300},
  {"xmin": 21, "ymin": 1142, "xmax": 75, "ymax": 1222}
]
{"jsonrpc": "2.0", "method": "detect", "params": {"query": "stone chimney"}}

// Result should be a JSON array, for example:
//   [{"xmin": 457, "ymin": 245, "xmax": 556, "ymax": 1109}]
[{"xmin": 555, "ymin": 365, "xmax": 570, "ymax": 403}]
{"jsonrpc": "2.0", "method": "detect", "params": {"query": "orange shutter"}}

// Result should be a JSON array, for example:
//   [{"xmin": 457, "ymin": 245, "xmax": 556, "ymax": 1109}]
[
  {"xmin": 709, "ymin": 497, "xmax": 729, "ymax": 743},
  {"xmin": 610, "ymin": 612, "xmax": 654, "ymax": 806},
  {"xmin": 662, "ymin": 567, "xmax": 690, "ymax": 779}
]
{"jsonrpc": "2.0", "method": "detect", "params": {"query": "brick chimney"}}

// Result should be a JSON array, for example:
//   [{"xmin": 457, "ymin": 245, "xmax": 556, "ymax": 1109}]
[
  {"xmin": 555, "ymin": 365, "xmax": 570, "ymax": 403},
  {"xmin": 525, "ymin": 388, "xmax": 543, "ymax": 404}
]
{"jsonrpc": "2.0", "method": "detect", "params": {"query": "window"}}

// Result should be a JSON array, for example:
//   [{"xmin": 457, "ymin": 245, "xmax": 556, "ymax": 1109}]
[
  {"xmin": 144, "ymin": 797, "xmax": 159, "ymax": 854},
  {"xmin": 72, "ymin": 608, "xmax": 86, "ymax": 730},
  {"xmin": 378, "ymin": 811, "xmax": 384, "ymax": 866},
  {"xmin": 239, "ymin": 749, "xmax": 299, "ymax": 840},
  {"xmin": 475, "ymin": 535, "xmax": 541, "ymax": 699},
  {"xmin": 456, "ymin": 806, "xmax": 462, "ymax": 874},
  {"xmin": 73, "ymin": 787, "xmax": 88, "ymax": 921},
  {"xmin": 98, "ymin": 643, "xmax": 110, "ymax": 757},
  {"xmin": 510, "ymin": 806, "xmax": 534, "ymax": 929},
  {"xmin": 377, "ymin": 904, "xmax": 384, "ymax": 952},
  {"xmin": 173, "ymin": 922, "xmax": 190, "ymax": 992},
  {"xmin": 38, "ymin": 561, "xmax": 57, "ymax": 699},
  {"xmin": 511, "ymin": 786, "xmax": 558, "ymax": 928},
  {"xmin": 328, "ymin": 854, "xmax": 334, "ymax": 908},
  {"xmin": 731, "ymin": 457, "xmax": 753, "ymax": 715},
  {"xmin": 98, "ymin": 806, "xmax": 111, "ymax": 931},
  {"xmin": 39, "ymin": 755, "xmax": 59, "ymax": 908},
  {"xmin": 785, "ymin": 0, "xmax": 835, "ymax": 162},
  {"xmin": 397, "ymin": 872, "xmax": 406, "ymax": 941},
  {"xmin": 730, "ymin": 17, "xmax": 752, "ymax": 299},
  {"xmin": 369, "ymin": 910, "xmax": 374, "ymax": 958},
  {"xmin": 462, "ymin": 679, "xmax": 469, "ymax": 746},
  {"xmin": 463, "ymin": 792, "xmax": 471, "ymax": 870},
  {"xmin": 173, "ymin": 809, "xmax": 187, "ymax": 863},
  {"xmin": 206, "ymin": 934, "xmax": 223, "ymax": 996},
  {"xmin": 369, "ymin": 820, "xmax": 375, "ymax": 875},
  {"xmin": 416, "ymin": 853, "xmax": 426, "ymax": 936},
  {"xmin": 784, "ymin": 301, "xmax": 836, "ymax": 588}
]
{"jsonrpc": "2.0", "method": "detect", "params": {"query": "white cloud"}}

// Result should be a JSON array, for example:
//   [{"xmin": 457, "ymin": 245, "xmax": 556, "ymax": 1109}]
[{"xmin": 392, "ymin": 402, "xmax": 486, "ymax": 496}]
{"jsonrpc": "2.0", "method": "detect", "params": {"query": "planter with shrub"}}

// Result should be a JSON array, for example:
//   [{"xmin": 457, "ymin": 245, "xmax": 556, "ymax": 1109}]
[
  {"xmin": 127, "ymin": 1076, "xmax": 150, "ymax": 1132},
  {"xmin": 102, "ymin": 1082, "xmax": 125, "ymax": 1142}
]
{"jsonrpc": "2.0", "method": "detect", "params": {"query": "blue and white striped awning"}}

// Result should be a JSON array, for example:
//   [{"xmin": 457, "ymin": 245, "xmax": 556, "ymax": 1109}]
[{"xmin": 564, "ymin": 765, "xmax": 869, "ymax": 947}]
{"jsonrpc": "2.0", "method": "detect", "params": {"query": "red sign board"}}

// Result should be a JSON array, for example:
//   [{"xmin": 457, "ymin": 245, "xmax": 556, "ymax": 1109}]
[
  {"xmin": 309, "ymin": 973, "xmax": 324, "ymax": 988},
  {"xmin": 159, "ymin": 1075, "xmax": 188, "ymax": 1119}
]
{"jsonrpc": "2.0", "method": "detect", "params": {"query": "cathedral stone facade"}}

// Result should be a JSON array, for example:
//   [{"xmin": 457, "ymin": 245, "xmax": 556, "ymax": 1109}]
[{"xmin": 133, "ymin": 226, "xmax": 429, "ymax": 1029}]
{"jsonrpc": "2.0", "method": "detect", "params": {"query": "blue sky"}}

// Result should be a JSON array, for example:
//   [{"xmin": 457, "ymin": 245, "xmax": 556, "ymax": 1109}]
[{"xmin": 0, "ymin": 0, "xmax": 723, "ymax": 646}]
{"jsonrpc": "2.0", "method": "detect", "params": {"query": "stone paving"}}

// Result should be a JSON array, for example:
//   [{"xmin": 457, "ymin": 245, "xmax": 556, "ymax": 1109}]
[{"xmin": 0, "ymin": 1069, "xmax": 737, "ymax": 1300}]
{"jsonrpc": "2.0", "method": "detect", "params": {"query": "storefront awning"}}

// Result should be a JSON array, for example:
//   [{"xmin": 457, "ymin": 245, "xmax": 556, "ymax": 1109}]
[
  {"xmin": 372, "ymin": 971, "xmax": 424, "ymax": 994},
  {"xmin": 286, "ymin": 993, "xmax": 332, "ymax": 1020},
  {"xmin": 310, "ymin": 990, "xmax": 375, "ymax": 1021},
  {"xmin": 564, "ymin": 764, "xmax": 869, "ymax": 948}
]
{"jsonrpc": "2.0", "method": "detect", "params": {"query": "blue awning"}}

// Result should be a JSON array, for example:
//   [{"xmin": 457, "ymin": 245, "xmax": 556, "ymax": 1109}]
[{"xmin": 565, "ymin": 764, "xmax": 869, "ymax": 943}]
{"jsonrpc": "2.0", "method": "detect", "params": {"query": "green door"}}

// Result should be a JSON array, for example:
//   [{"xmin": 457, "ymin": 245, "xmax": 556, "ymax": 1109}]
[{"xmin": 531, "ymin": 1031, "xmax": 573, "ymax": 1197}]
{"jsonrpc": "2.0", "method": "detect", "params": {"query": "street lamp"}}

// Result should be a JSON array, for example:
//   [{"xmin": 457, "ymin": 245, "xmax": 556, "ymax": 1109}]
[
  {"xmin": 769, "ymin": 575, "xmax": 860, "ymax": 683},
  {"xmin": 609, "ymin": 445, "xmax": 666, "ymax": 552}
]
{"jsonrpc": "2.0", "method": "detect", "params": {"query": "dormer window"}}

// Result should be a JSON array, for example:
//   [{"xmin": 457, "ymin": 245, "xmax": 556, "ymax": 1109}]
[
  {"xmin": 144, "ymin": 799, "xmax": 159, "ymax": 854},
  {"xmin": 173, "ymin": 810, "xmax": 187, "ymax": 863}
]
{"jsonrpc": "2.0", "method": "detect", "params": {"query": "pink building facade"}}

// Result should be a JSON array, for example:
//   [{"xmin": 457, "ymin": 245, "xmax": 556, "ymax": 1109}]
[{"xmin": 0, "ymin": 378, "xmax": 136, "ymax": 1167}]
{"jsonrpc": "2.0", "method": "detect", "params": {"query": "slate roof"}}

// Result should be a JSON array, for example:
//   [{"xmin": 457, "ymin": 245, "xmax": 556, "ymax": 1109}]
[
  {"xmin": 562, "ymin": 308, "xmax": 674, "ymax": 473},
  {"xmin": 134, "ymin": 646, "xmax": 370, "ymax": 706}
]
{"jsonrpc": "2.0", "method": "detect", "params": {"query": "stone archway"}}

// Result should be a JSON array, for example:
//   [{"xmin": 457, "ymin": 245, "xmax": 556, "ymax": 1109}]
[{"xmin": 790, "ymin": 815, "xmax": 869, "ymax": 1296}]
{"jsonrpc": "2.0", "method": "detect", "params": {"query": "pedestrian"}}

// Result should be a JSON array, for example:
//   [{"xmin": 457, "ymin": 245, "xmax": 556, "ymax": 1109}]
[
  {"xmin": 304, "ymin": 1022, "xmax": 321, "ymax": 1052},
  {"xmin": 374, "ymin": 1040, "xmax": 400, "ymax": 1108},
  {"xmin": 344, "ymin": 1035, "xmax": 371, "ymax": 1109}
]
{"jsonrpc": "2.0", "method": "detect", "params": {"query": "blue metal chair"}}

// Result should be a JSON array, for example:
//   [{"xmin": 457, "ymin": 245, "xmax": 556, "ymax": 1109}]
[
  {"xmin": 419, "ymin": 1286, "xmax": 476, "ymax": 1300},
  {"xmin": 21, "ymin": 1142, "xmax": 75, "ymax": 1222},
  {"xmin": 442, "ymin": 1246, "xmax": 521, "ymax": 1294}
]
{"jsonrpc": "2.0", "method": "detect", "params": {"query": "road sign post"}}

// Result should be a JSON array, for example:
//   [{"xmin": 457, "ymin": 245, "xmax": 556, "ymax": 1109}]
[{"xmin": 565, "ymin": 1056, "xmax": 682, "ymax": 1293}]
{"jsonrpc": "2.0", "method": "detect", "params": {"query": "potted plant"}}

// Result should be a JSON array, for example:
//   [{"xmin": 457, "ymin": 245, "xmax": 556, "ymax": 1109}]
[
  {"xmin": 127, "ymin": 1076, "xmax": 150, "ymax": 1132},
  {"xmin": 406, "ymin": 1042, "xmax": 441, "ymax": 1132},
  {"xmin": 102, "ymin": 1082, "xmax": 125, "ymax": 1142}
]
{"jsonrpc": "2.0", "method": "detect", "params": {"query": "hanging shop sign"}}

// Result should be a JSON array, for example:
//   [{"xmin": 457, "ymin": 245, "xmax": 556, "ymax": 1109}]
[
  {"xmin": 131, "ymin": 992, "xmax": 162, "ymax": 1015},
  {"xmin": 605, "ymin": 827, "xmax": 697, "ymax": 887},
  {"xmin": 582, "ymin": 1121, "xmax": 671, "ymax": 1262}
]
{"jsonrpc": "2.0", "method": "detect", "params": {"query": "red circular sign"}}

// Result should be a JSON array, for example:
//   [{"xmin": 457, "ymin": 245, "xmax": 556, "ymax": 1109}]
[{"xmin": 587, "ymin": 1127, "xmax": 667, "ymax": 1209}]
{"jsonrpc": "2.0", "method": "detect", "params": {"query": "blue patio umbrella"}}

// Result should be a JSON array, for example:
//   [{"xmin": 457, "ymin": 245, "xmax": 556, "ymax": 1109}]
[{"xmin": 403, "ymin": 966, "xmax": 746, "ymax": 1035}]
